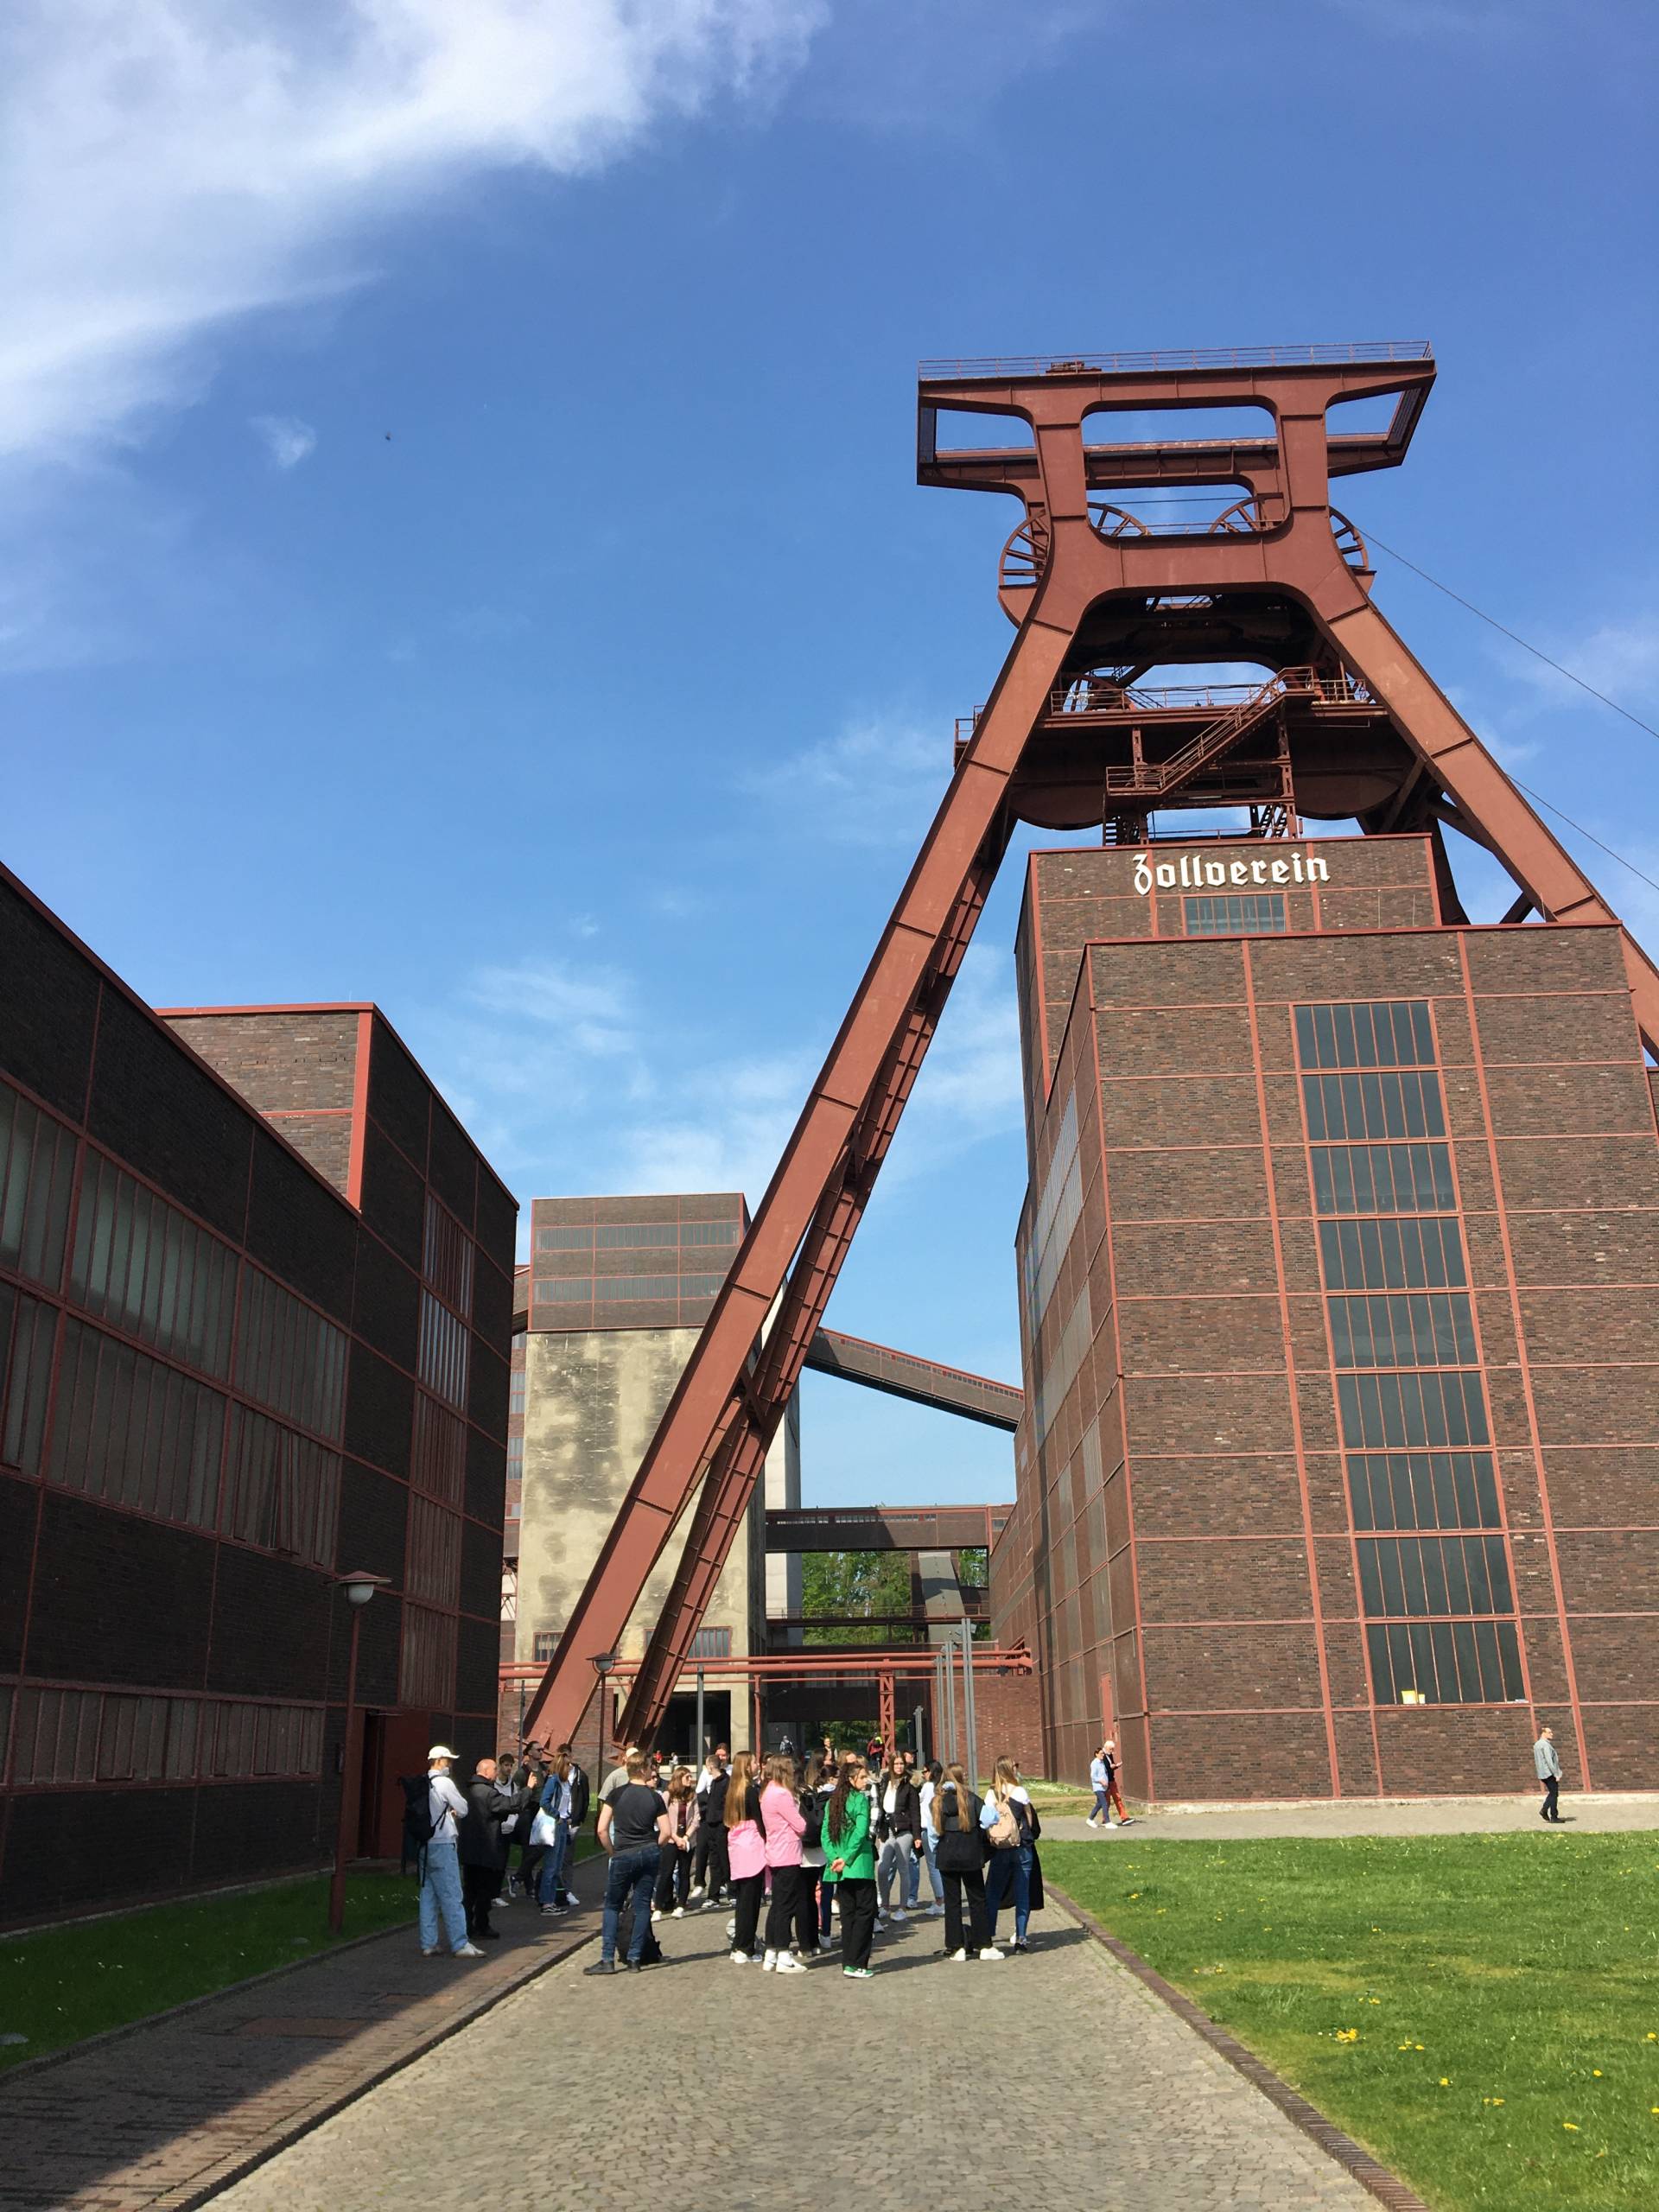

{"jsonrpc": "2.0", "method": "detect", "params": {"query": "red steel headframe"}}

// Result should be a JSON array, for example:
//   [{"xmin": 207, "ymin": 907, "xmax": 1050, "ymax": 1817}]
[{"xmin": 520, "ymin": 343, "xmax": 1659, "ymax": 1751}]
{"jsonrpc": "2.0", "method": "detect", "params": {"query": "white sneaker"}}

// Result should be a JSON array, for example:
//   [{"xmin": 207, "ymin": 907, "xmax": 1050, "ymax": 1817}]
[
  {"xmin": 493, "ymin": 1897, "xmax": 510, "ymax": 1909},
  {"xmin": 687, "ymin": 1885, "xmax": 705, "ymax": 1902},
  {"xmin": 725, "ymin": 1917, "xmax": 736, "ymax": 1940},
  {"xmin": 889, "ymin": 1909, "xmax": 908, "ymax": 1923},
  {"xmin": 979, "ymin": 1945, "xmax": 1004, "ymax": 1960},
  {"xmin": 949, "ymin": 1947, "xmax": 969, "ymax": 1961},
  {"xmin": 651, "ymin": 1908, "xmax": 664, "ymax": 1922},
  {"xmin": 421, "ymin": 1945, "xmax": 441, "ymax": 1956},
  {"xmin": 728, "ymin": 1949, "xmax": 750, "ymax": 1963},
  {"xmin": 761, "ymin": 1950, "xmax": 778, "ymax": 1972},
  {"xmin": 926, "ymin": 1904, "xmax": 945, "ymax": 1917},
  {"xmin": 773, "ymin": 1952, "xmax": 806, "ymax": 1974},
  {"xmin": 671, "ymin": 1906, "xmax": 684, "ymax": 1918},
  {"xmin": 453, "ymin": 1942, "xmax": 485, "ymax": 1958}
]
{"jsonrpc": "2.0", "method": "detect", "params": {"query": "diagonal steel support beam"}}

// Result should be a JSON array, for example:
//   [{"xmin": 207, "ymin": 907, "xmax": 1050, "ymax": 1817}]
[{"xmin": 519, "ymin": 612, "xmax": 1071, "ymax": 1749}]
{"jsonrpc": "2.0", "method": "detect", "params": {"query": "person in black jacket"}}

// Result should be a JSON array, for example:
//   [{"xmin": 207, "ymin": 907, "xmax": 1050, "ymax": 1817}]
[
  {"xmin": 458, "ymin": 1758, "xmax": 521, "ymax": 1942},
  {"xmin": 552, "ymin": 1743, "xmax": 590, "ymax": 1910},
  {"xmin": 931, "ymin": 1764, "xmax": 1001, "ymax": 1961},
  {"xmin": 874, "ymin": 1754, "xmax": 922, "ymax": 1923},
  {"xmin": 690, "ymin": 1749, "xmax": 730, "ymax": 1909}
]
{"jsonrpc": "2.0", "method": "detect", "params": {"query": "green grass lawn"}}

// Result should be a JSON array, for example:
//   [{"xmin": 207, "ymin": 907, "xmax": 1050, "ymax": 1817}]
[
  {"xmin": 0, "ymin": 1834, "xmax": 602, "ymax": 2073},
  {"xmin": 1044, "ymin": 1833, "xmax": 1659, "ymax": 2212}
]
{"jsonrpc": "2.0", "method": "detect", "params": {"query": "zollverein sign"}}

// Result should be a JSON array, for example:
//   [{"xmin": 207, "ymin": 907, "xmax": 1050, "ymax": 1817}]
[{"xmin": 1132, "ymin": 848, "xmax": 1332, "ymax": 896}]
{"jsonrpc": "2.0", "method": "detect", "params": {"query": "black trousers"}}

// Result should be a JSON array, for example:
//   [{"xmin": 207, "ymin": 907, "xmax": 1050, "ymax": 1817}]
[
  {"xmin": 765, "ymin": 1862, "xmax": 803, "ymax": 1952},
  {"xmin": 796, "ymin": 1866, "xmax": 825, "ymax": 1951},
  {"xmin": 836, "ymin": 1877, "xmax": 877, "ymax": 1971},
  {"xmin": 943, "ymin": 1866, "xmax": 990, "ymax": 1955},
  {"xmin": 696, "ymin": 1821, "xmax": 729, "ymax": 1902},
  {"xmin": 653, "ymin": 1842, "xmax": 692, "ymax": 1910},
  {"xmin": 1541, "ymin": 1775, "xmax": 1560, "ymax": 1821},
  {"xmin": 730, "ymin": 1872, "xmax": 765, "ymax": 1956},
  {"xmin": 461, "ymin": 1862, "xmax": 499, "ymax": 1938}
]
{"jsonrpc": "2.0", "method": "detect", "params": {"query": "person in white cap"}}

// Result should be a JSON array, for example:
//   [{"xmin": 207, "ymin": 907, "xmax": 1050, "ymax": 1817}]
[{"xmin": 421, "ymin": 1745, "xmax": 481, "ymax": 1958}]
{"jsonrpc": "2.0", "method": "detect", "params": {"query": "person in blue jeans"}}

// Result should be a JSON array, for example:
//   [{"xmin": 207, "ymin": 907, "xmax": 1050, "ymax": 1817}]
[
  {"xmin": 418, "ymin": 1746, "xmax": 482, "ymax": 1958},
  {"xmin": 584, "ymin": 1751, "xmax": 670, "ymax": 1974},
  {"xmin": 537, "ymin": 1755, "xmax": 575, "ymax": 1914},
  {"xmin": 980, "ymin": 1758, "xmax": 1036, "ymax": 1955}
]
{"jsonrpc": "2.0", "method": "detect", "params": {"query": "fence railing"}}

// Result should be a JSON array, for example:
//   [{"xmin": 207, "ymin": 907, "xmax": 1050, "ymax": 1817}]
[{"xmin": 919, "ymin": 341, "xmax": 1433, "ymax": 380}]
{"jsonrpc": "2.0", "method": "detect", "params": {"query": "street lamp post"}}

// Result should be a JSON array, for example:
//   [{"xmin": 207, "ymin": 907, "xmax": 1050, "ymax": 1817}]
[
  {"xmin": 329, "ymin": 1571, "xmax": 389, "ymax": 1936},
  {"xmin": 589, "ymin": 1652, "xmax": 617, "ymax": 1780}
]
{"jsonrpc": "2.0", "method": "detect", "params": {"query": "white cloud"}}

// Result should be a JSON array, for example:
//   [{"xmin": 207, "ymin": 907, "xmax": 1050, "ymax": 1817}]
[
  {"xmin": 742, "ymin": 711, "xmax": 950, "ymax": 845},
  {"xmin": 0, "ymin": 2, "xmax": 822, "ymax": 471},
  {"xmin": 250, "ymin": 414, "xmax": 317, "ymax": 470},
  {"xmin": 467, "ymin": 957, "xmax": 639, "ymax": 1058}
]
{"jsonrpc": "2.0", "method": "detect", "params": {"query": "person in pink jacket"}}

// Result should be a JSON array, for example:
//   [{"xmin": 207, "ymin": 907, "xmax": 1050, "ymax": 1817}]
[
  {"xmin": 724, "ymin": 1751, "xmax": 767, "ymax": 1963},
  {"xmin": 760, "ymin": 1753, "xmax": 808, "ymax": 1974}
]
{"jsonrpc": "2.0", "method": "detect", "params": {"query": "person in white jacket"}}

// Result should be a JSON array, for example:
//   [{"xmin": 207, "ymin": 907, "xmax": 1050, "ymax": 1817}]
[{"xmin": 420, "ymin": 1746, "xmax": 483, "ymax": 1958}]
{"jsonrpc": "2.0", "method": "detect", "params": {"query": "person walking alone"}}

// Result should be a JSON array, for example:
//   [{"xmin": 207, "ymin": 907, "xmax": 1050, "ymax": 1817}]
[
  {"xmin": 416, "ymin": 1745, "xmax": 481, "ymax": 1959},
  {"xmin": 723, "ymin": 1751, "xmax": 767, "ymax": 1964},
  {"xmin": 931, "ymin": 1762, "xmax": 1000, "ymax": 1961},
  {"xmin": 823, "ymin": 1757, "xmax": 878, "ymax": 1979},
  {"xmin": 1535, "ymin": 1726, "xmax": 1565, "ymax": 1823},
  {"xmin": 760, "ymin": 1754, "xmax": 809, "ymax": 1973},
  {"xmin": 584, "ymin": 1751, "xmax": 669, "ymax": 1975}
]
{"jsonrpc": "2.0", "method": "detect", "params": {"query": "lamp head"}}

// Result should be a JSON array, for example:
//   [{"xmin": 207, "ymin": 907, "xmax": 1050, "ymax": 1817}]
[
  {"xmin": 588, "ymin": 1650, "xmax": 617, "ymax": 1678},
  {"xmin": 339, "ymin": 1570, "xmax": 390, "ymax": 1608}
]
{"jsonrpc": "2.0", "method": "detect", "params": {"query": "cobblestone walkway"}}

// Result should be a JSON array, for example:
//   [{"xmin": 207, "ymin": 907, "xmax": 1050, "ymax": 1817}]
[{"xmin": 216, "ymin": 1891, "xmax": 1376, "ymax": 2212}]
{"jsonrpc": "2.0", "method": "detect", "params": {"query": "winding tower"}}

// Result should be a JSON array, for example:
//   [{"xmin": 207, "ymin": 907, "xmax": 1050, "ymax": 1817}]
[{"xmin": 524, "ymin": 343, "xmax": 1659, "ymax": 1756}]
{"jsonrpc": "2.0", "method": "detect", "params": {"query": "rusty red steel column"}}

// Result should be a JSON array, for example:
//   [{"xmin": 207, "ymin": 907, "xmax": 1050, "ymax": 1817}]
[{"xmin": 522, "ymin": 341, "xmax": 1659, "ymax": 1754}]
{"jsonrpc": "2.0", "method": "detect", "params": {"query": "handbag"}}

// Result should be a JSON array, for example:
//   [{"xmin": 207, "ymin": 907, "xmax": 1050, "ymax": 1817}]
[
  {"xmin": 987, "ymin": 1795, "xmax": 1021, "ymax": 1849},
  {"xmin": 529, "ymin": 1808, "xmax": 559, "ymax": 1849}
]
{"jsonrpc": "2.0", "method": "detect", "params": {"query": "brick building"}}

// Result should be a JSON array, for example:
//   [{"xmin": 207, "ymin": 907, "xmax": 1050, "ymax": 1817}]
[
  {"xmin": 994, "ymin": 831, "xmax": 1659, "ymax": 1802},
  {"xmin": 0, "ymin": 869, "xmax": 514, "ymax": 1923},
  {"xmin": 508, "ymin": 1194, "xmax": 799, "ymax": 1756}
]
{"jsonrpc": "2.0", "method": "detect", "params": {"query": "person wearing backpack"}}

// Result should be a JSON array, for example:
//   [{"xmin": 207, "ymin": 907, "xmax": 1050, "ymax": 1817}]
[
  {"xmin": 979, "ymin": 1757, "xmax": 1037, "ymax": 1955},
  {"xmin": 931, "ymin": 1762, "xmax": 1001, "ymax": 1961},
  {"xmin": 409, "ymin": 1745, "xmax": 481, "ymax": 1959}
]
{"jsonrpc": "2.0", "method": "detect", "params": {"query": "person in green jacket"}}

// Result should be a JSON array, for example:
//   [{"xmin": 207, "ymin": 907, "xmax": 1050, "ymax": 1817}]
[{"xmin": 822, "ymin": 1758, "xmax": 879, "ymax": 1977}]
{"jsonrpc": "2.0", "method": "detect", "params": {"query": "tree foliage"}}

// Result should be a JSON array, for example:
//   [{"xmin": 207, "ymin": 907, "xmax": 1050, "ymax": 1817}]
[{"xmin": 798, "ymin": 1548, "xmax": 916, "ymax": 1645}]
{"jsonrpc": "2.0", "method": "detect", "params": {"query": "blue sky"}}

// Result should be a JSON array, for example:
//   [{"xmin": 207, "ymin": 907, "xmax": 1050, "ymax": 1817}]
[{"xmin": 4, "ymin": 0, "xmax": 1656, "ymax": 1509}]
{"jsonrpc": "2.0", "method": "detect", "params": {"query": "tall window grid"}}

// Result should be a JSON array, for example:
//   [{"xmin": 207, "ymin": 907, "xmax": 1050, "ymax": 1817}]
[{"xmin": 1295, "ymin": 1000, "xmax": 1523, "ymax": 1707}]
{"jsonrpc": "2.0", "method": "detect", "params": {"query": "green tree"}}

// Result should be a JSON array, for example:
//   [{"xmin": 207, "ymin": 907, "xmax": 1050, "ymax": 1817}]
[{"xmin": 798, "ymin": 1549, "xmax": 917, "ymax": 1645}]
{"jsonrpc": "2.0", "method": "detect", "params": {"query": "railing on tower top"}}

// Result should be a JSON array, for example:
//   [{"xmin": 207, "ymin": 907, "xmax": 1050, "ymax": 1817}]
[
  {"xmin": 1054, "ymin": 670, "xmax": 1374, "ymax": 718},
  {"xmin": 918, "ymin": 341, "xmax": 1433, "ymax": 379}
]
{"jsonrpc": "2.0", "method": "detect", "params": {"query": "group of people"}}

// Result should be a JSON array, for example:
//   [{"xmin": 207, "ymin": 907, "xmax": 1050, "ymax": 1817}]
[
  {"xmin": 407, "ymin": 1740, "xmax": 591, "ymax": 1957},
  {"xmin": 584, "ymin": 1738, "xmax": 1046, "ymax": 1977},
  {"xmin": 407, "ymin": 1734, "xmax": 1049, "ymax": 1976}
]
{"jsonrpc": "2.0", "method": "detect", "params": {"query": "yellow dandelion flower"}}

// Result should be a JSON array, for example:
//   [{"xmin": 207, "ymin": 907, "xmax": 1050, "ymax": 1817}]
[
  {"xmin": 1592, "ymin": 2069, "xmax": 1603, "ymax": 2077},
  {"xmin": 1563, "ymin": 2122, "xmax": 1579, "ymax": 2132},
  {"xmin": 1440, "ymin": 2077, "xmax": 1450, "ymax": 2088},
  {"xmin": 1648, "ymin": 2034, "xmax": 1657, "ymax": 2044},
  {"xmin": 1415, "ymin": 2043, "xmax": 1425, "ymax": 2051}
]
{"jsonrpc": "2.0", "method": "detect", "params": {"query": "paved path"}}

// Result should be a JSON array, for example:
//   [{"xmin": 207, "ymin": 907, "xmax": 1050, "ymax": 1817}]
[
  {"xmin": 0, "ymin": 1860, "xmax": 609, "ymax": 2212},
  {"xmin": 215, "ymin": 1891, "xmax": 1376, "ymax": 2212},
  {"xmin": 1046, "ymin": 1789, "xmax": 1659, "ymax": 1845}
]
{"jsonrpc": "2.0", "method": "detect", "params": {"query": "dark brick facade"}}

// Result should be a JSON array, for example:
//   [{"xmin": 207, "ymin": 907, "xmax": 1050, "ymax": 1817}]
[
  {"xmin": 0, "ymin": 879, "xmax": 516, "ymax": 1924},
  {"xmin": 995, "ymin": 833, "xmax": 1659, "ymax": 1802}
]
